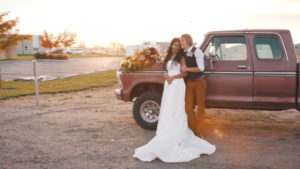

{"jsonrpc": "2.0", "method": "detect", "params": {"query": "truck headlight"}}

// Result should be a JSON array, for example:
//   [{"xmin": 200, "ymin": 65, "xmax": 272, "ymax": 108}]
[{"xmin": 116, "ymin": 70, "xmax": 123, "ymax": 88}]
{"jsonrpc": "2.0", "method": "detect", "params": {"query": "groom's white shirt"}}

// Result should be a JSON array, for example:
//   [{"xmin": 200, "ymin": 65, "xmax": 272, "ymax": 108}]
[{"xmin": 186, "ymin": 46, "xmax": 205, "ymax": 72}]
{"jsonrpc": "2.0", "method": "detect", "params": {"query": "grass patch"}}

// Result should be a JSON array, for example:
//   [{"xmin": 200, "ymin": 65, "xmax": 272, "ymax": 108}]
[
  {"xmin": 0, "ymin": 70, "xmax": 117, "ymax": 99},
  {"xmin": 0, "ymin": 54, "xmax": 35, "ymax": 61},
  {"xmin": 17, "ymin": 54, "xmax": 35, "ymax": 60},
  {"xmin": 85, "ymin": 95, "xmax": 92, "ymax": 98}
]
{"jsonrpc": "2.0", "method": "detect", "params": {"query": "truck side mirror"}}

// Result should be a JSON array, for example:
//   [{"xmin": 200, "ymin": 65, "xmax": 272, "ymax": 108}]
[
  {"xmin": 209, "ymin": 46, "xmax": 216, "ymax": 58},
  {"xmin": 208, "ymin": 46, "xmax": 215, "ymax": 70}
]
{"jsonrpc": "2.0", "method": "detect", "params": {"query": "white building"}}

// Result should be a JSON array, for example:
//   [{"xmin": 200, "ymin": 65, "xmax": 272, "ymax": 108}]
[
  {"xmin": 126, "ymin": 41, "xmax": 170, "ymax": 57},
  {"xmin": 17, "ymin": 35, "xmax": 45, "ymax": 55}
]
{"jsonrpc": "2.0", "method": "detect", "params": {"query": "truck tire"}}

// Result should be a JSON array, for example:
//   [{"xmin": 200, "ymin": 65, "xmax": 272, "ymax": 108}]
[{"xmin": 133, "ymin": 91, "xmax": 161, "ymax": 130}]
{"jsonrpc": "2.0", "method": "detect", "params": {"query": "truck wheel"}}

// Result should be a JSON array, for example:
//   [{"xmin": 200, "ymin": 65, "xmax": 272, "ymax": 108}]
[{"xmin": 133, "ymin": 91, "xmax": 161, "ymax": 130}]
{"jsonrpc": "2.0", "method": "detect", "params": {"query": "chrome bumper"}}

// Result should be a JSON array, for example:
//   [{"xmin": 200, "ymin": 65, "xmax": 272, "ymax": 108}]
[{"xmin": 114, "ymin": 89, "xmax": 122, "ymax": 100}]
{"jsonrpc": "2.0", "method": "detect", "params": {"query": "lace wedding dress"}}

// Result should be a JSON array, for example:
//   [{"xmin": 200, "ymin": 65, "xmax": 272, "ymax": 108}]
[{"xmin": 133, "ymin": 60, "xmax": 216, "ymax": 163}]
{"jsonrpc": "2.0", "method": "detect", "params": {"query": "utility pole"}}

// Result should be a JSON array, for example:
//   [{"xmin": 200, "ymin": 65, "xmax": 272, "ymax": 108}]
[{"xmin": 33, "ymin": 60, "xmax": 39, "ymax": 106}]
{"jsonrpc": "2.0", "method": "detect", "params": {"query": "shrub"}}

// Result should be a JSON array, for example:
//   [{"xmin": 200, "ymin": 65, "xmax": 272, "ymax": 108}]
[
  {"xmin": 52, "ymin": 49, "xmax": 64, "ymax": 54},
  {"xmin": 34, "ymin": 52, "xmax": 69, "ymax": 60},
  {"xmin": 34, "ymin": 53, "xmax": 47, "ymax": 59}
]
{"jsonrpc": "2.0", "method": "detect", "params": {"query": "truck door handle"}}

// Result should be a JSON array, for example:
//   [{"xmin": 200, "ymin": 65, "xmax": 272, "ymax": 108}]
[{"xmin": 237, "ymin": 65, "xmax": 248, "ymax": 69}]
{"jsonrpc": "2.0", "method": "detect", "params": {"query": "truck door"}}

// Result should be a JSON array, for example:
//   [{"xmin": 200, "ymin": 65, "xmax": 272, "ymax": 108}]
[
  {"xmin": 248, "ymin": 33, "xmax": 296, "ymax": 109},
  {"xmin": 202, "ymin": 35, "xmax": 254, "ymax": 108}
]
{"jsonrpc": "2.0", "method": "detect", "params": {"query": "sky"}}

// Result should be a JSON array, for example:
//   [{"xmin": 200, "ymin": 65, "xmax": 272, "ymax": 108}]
[{"xmin": 1, "ymin": 0, "xmax": 300, "ymax": 47}]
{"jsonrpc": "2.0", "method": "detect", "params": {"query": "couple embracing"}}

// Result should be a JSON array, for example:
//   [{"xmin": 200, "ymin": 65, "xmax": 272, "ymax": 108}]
[{"xmin": 133, "ymin": 34, "xmax": 216, "ymax": 163}]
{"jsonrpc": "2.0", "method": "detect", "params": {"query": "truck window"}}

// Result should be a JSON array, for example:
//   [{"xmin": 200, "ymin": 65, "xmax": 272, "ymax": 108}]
[
  {"xmin": 204, "ymin": 36, "xmax": 247, "ymax": 61},
  {"xmin": 254, "ymin": 36, "xmax": 282, "ymax": 60}
]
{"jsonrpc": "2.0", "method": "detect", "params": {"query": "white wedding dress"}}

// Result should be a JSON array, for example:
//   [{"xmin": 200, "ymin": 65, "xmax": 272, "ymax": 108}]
[{"xmin": 133, "ymin": 60, "xmax": 216, "ymax": 163}]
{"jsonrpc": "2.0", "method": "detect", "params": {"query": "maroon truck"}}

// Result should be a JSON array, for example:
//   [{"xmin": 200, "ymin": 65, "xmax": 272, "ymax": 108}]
[{"xmin": 115, "ymin": 29, "xmax": 300, "ymax": 130}]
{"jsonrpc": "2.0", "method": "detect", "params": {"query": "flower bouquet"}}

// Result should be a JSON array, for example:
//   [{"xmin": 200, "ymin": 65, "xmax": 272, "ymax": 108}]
[{"xmin": 120, "ymin": 47, "xmax": 161, "ymax": 73}]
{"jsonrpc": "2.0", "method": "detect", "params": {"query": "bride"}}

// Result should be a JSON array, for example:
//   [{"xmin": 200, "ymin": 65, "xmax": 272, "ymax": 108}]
[{"xmin": 133, "ymin": 38, "xmax": 216, "ymax": 163}]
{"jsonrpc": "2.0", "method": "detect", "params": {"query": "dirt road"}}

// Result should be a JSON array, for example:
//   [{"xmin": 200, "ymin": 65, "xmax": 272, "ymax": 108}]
[{"xmin": 0, "ymin": 85, "xmax": 300, "ymax": 169}]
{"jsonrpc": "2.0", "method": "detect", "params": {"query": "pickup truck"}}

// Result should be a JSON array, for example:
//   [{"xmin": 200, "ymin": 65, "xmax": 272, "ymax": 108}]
[{"xmin": 115, "ymin": 29, "xmax": 300, "ymax": 130}]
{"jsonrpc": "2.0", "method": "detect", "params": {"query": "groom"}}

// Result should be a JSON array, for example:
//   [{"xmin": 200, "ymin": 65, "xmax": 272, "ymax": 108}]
[{"xmin": 180, "ymin": 34, "xmax": 206, "ymax": 138}]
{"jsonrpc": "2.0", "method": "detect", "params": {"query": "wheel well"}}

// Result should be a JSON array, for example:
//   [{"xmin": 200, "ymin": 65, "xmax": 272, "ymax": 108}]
[{"xmin": 130, "ymin": 83, "xmax": 163, "ymax": 101}]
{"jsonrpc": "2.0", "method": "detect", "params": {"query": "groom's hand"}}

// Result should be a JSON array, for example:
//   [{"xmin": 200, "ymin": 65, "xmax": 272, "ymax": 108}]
[
  {"xmin": 164, "ymin": 73, "xmax": 169, "ymax": 79},
  {"xmin": 181, "ymin": 66, "xmax": 188, "ymax": 72},
  {"xmin": 167, "ymin": 76, "xmax": 174, "ymax": 84}
]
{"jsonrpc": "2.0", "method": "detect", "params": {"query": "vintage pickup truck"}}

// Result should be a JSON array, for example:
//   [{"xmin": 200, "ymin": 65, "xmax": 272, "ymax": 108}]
[{"xmin": 115, "ymin": 29, "xmax": 300, "ymax": 130}]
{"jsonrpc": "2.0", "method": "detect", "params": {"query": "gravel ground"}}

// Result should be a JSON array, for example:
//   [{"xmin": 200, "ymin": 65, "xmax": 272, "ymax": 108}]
[{"xmin": 0, "ymin": 85, "xmax": 300, "ymax": 169}]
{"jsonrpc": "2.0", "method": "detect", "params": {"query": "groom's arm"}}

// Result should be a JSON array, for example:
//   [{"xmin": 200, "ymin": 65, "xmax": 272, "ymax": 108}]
[{"xmin": 182, "ymin": 48, "xmax": 205, "ymax": 72}]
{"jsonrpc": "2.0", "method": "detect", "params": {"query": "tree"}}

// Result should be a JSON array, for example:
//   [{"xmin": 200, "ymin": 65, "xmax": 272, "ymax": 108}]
[
  {"xmin": 60, "ymin": 29, "xmax": 76, "ymax": 49},
  {"xmin": 0, "ymin": 12, "xmax": 31, "ymax": 88},
  {"xmin": 40, "ymin": 30, "xmax": 77, "ymax": 53},
  {"xmin": 109, "ymin": 41, "xmax": 125, "ymax": 55},
  {"xmin": 39, "ymin": 30, "xmax": 61, "ymax": 53},
  {"xmin": 0, "ymin": 12, "xmax": 31, "ymax": 50}
]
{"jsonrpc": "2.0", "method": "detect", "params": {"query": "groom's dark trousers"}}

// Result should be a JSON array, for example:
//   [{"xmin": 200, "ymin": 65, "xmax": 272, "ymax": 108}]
[{"xmin": 185, "ymin": 79, "xmax": 207, "ymax": 137}]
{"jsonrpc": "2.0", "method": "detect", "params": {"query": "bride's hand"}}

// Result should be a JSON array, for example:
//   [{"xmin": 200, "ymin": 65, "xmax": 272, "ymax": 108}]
[
  {"xmin": 164, "ymin": 73, "xmax": 169, "ymax": 79},
  {"xmin": 167, "ymin": 76, "xmax": 174, "ymax": 84}
]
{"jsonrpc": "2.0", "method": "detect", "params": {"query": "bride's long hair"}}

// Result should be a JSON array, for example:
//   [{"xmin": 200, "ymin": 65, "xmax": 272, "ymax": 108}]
[{"xmin": 163, "ymin": 38, "xmax": 184, "ymax": 68}]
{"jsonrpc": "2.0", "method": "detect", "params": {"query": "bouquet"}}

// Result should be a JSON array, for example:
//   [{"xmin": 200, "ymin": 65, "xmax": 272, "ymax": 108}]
[{"xmin": 120, "ymin": 47, "xmax": 160, "ymax": 73}]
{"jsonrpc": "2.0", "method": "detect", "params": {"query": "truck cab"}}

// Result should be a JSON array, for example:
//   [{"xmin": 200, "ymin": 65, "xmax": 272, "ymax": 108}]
[{"xmin": 115, "ymin": 29, "xmax": 300, "ymax": 130}]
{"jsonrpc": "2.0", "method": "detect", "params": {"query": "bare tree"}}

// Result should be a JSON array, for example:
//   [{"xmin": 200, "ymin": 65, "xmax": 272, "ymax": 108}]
[
  {"xmin": 109, "ymin": 41, "xmax": 125, "ymax": 55},
  {"xmin": 60, "ymin": 29, "xmax": 77, "ymax": 50}
]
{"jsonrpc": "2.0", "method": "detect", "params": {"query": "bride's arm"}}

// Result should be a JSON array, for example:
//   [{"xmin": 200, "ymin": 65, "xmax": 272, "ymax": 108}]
[{"xmin": 167, "ymin": 57, "xmax": 188, "ymax": 83}]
